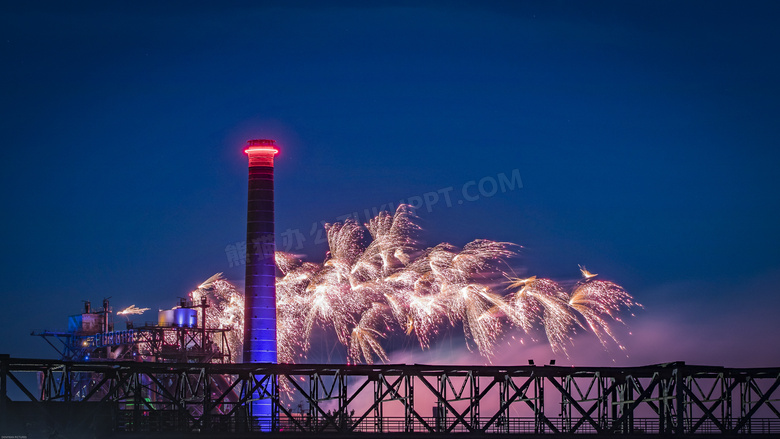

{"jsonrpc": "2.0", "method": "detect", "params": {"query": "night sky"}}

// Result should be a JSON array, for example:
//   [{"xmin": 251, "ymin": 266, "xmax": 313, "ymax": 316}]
[{"xmin": 2, "ymin": 1, "xmax": 779, "ymax": 366}]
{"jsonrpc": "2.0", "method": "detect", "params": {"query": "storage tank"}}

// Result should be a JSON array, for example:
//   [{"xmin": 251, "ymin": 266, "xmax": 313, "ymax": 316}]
[
  {"xmin": 158, "ymin": 309, "xmax": 176, "ymax": 327},
  {"xmin": 174, "ymin": 308, "xmax": 198, "ymax": 328}
]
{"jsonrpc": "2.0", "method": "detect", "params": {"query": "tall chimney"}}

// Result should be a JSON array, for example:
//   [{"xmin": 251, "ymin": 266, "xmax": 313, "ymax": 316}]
[
  {"xmin": 243, "ymin": 139, "xmax": 278, "ymax": 364},
  {"xmin": 243, "ymin": 139, "xmax": 278, "ymax": 427}
]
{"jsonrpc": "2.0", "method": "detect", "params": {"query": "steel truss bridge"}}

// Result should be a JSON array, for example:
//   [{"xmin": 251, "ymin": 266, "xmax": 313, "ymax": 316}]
[{"xmin": 1, "ymin": 356, "xmax": 779, "ymax": 438}]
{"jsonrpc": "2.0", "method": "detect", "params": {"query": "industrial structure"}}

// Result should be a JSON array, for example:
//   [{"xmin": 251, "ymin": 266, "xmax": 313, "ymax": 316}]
[
  {"xmin": 243, "ymin": 139, "xmax": 278, "ymax": 365},
  {"xmin": 1, "ymin": 358, "xmax": 779, "ymax": 437},
  {"xmin": 33, "ymin": 297, "xmax": 233, "ymax": 364},
  {"xmin": 243, "ymin": 139, "xmax": 280, "ymax": 425}
]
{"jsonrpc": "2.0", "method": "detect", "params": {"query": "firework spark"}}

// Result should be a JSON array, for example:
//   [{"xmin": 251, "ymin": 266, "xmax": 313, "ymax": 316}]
[
  {"xmin": 190, "ymin": 274, "xmax": 244, "ymax": 362},
  {"xmin": 504, "ymin": 276, "xmax": 578, "ymax": 354},
  {"xmin": 117, "ymin": 305, "xmax": 150, "ymax": 316},
  {"xmin": 568, "ymin": 277, "xmax": 642, "ymax": 350},
  {"xmin": 348, "ymin": 303, "xmax": 390, "ymax": 364},
  {"xmin": 271, "ymin": 204, "xmax": 640, "ymax": 364}
]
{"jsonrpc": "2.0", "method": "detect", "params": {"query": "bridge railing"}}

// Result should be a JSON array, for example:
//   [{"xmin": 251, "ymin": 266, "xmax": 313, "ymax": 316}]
[{"xmin": 1, "ymin": 356, "xmax": 779, "ymax": 435}]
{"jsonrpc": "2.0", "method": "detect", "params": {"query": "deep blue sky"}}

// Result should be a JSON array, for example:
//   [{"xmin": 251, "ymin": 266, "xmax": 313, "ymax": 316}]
[{"xmin": 2, "ymin": 1, "xmax": 779, "ymax": 365}]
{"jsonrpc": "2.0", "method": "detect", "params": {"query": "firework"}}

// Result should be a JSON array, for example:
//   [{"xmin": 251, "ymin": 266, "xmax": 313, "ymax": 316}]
[
  {"xmin": 276, "ymin": 253, "xmax": 320, "ymax": 363},
  {"xmin": 187, "ymin": 205, "xmax": 640, "ymax": 364},
  {"xmin": 348, "ymin": 303, "xmax": 390, "ymax": 364},
  {"xmin": 504, "ymin": 276, "xmax": 578, "ymax": 354},
  {"xmin": 269, "ymin": 204, "xmax": 640, "ymax": 364},
  {"xmin": 190, "ymin": 274, "xmax": 244, "ymax": 362},
  {"xmin": 117, "ymin": 305, "xmax": 150, "ymax": 316},
  {"xmin": 568, "ymin": 273, "xmax": 642, "ymax": 350}
]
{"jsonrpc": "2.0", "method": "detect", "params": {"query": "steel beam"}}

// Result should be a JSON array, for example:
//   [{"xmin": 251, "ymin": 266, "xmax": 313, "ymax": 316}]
[{"xmin": 2, "ymin": 357, "xmax": 780, "ymax": 435}]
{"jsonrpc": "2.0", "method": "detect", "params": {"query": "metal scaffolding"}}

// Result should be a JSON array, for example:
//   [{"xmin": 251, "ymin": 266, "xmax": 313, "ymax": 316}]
[
  {"xmin": 32, "ymin": 297, "xmax": 234, "ymax": 364},
  {"xmin": 1, "ymin": 356, "xmax": 779, "ymax": 436},
  {"xmin": 33, "ymin": 326, "xmax": 233, "ymax": 363}
]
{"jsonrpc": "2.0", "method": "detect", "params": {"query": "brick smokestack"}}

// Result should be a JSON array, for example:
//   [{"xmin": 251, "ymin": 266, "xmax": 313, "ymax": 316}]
[{"xmin": 243, "ymin": 139, "xmax": 278, "ymax": 365}]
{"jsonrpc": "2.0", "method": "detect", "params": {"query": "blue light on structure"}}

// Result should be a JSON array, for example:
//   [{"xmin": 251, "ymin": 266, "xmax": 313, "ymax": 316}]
[
  {"xmin": 243, "ymin": 139, "xmax": 279, "ymax": 429},
  {"xmin": 173, "ymin": 308, "xmax": 197, "ymax": 328}
]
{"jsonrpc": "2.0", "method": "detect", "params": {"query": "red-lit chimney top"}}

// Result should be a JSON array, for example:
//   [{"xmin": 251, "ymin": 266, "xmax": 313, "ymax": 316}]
[
  {"xmin": 245, "ymin": 139, "xmax": 278, "ymax": 167},
  {"xmin": 246, "ymin": 139, "xmax": 276, "ymax": 147}
]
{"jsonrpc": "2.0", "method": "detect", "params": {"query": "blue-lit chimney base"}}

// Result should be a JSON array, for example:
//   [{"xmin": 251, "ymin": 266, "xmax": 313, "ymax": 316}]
[{"xmin": 248, "ymin": 380, "xmax": 277, "ymax": 430}]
